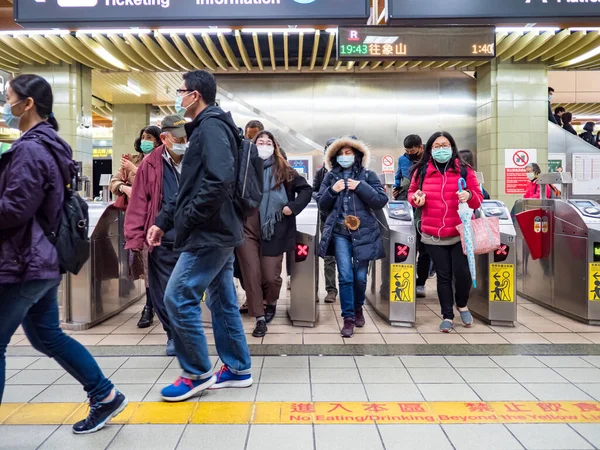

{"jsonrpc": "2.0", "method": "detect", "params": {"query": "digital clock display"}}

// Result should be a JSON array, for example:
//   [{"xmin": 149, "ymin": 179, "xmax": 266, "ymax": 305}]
[{"xmin": 337, "ymin": 26, "xmax": 496, "ymax": 61}]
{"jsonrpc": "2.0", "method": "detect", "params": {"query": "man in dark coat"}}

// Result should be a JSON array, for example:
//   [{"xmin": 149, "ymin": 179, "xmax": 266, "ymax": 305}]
[
  {"xmin": 147, "ymin": 70, "xmax": 252, "ymax": 401},
  {"xmin": 312, "ymin": 137, "xmax": 338, "ymax": 303}
]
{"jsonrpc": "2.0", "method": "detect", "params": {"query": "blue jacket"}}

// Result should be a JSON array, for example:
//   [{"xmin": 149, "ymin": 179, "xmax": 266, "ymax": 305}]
[
  {"xmin": 317, "ymin": 137, "xmax": 388, "ymax": 262},
  {"xmin": 393, "ymin": 154, "xmax": 413, "ymax": 189}
]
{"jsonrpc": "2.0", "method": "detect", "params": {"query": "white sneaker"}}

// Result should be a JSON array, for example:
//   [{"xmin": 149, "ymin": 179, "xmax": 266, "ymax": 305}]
[{"xmin": 416, "ymin": 285, "xmax": 426, "ymax": 298}]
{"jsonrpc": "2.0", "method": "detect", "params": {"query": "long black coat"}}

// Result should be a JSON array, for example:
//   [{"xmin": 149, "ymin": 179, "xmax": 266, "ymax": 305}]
[{"xmin": 260, "ymin": 171, "xmax": 312, "ymax": 257}]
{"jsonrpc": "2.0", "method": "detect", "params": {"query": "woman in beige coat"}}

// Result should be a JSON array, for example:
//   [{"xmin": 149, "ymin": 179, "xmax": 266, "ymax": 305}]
[{"xmin": 110, "ymin": 125, "xmax": 161, "ymax": 328}]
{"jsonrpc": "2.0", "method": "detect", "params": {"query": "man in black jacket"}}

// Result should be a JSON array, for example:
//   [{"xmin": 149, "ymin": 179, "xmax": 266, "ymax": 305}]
[
  {"xmin": 147, "ymin": 70, "xmax": 252, "ymax": 402},
  {"xmin": 313, "ymin": 137, "xmax": 338, "ymax": 303}
]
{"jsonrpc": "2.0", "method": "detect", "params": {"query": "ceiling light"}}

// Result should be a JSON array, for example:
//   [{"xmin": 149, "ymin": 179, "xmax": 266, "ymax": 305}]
[
  {"xmin": 241, "ymin": 28, "xmax": 315, "ymax": 33},
  {"xmin": 157, "ymin": 28, "xmax": 232, "ymax": 34},
  {"xmin": 495, "ymin": 27, "xmax": 560, "ymax": 34},
  {"xmin": 0, "ymin": 29, "xmax": 68, "ymax": 36},
  {"xmin": 77, "ymin": 28, "xmax": 151, "ymax": 35},
  {"xmin": 566, "ymin": 45, "xmax": 600, "ymax": 65},
  {"xmin": 325, "ymin": 28, "xmax": 338, "ymax": 34},
  {"xmin": 126, "ymin": 79, "xmax": 142, "ymax": 97},
  {"xmin": 569, "ymin": 28, "xmax": 600, "ymax": 31}
]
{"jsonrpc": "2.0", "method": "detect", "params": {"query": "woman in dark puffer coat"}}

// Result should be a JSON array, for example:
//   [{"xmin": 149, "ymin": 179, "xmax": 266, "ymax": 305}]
[{"xmin": 317, "ymin": 136, "xmax": 388, "ymax": 338}]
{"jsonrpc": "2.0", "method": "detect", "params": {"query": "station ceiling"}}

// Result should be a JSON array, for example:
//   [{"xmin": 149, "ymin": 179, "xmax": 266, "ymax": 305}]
[{"xmin": 0, "ymin": 27, "xmax": 599, "ymax": 108}]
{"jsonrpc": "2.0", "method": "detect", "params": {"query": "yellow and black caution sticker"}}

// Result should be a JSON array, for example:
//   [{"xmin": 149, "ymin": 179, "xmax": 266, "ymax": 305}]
[
  {"xmin": 589, "ymin": 263, "xmax": 600, "ymax": 301},
  {"xmin": 390, "ymin": 264, "xmax": 414, "ymax": 303},
  {"xmin": 2, "ymin": 401, "xmax": 600, "ymax": 425},
  {"xmin": 489, "ymin": 264, "xmax": 515, "ymax": 302}
]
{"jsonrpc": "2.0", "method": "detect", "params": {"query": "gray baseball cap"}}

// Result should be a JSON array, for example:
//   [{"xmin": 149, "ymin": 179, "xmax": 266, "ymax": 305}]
[{"xmin": 161, "ymin": 115, "xmax": 187, "ymax": 138}]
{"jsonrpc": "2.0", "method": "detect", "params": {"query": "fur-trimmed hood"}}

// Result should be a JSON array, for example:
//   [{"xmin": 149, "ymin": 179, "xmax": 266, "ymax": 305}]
[{"xmin": 324, "ymin": 136, "xmax": 371, "ymax": 171}]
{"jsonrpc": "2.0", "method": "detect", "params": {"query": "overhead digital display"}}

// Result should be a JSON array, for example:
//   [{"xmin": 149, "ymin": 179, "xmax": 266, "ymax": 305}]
[
  {"xmin": 387, "ymin": 0, "xmax": 600, "ymax": 23},
  {"xmin": 337, "ymin": 26, "xmax": 496, "ymax": 61},
  {"xmin": 15, "ymin": 0, "xmax": 369, "ymax": 27}
]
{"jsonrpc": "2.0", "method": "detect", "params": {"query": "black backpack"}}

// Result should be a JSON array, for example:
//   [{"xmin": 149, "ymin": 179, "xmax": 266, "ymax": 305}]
[
  {"xmin": 37, "ymin": 137, "xmax": 90, "ymax": 275},
  {"xmin": 235, "ymin": 136, "xmax": 264, "ymax": 218}
]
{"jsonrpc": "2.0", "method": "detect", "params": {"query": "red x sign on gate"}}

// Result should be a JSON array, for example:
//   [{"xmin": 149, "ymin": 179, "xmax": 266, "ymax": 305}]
[
  {"xmin": 496, "ymin": 245, "xmax": 508, "ymax": 256},
  {"xmin": 397, "ymin": 245, "xmax": 408, "ymax": 257}
]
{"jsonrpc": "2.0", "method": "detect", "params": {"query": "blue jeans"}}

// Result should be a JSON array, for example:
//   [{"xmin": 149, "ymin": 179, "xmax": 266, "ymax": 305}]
[
  {"xmin": 333, "ymin": 234, "xmax": 369, "ymax": 319},
  {"xmin": 164, "ymin": 247, "xmax": 251, "ymax": 380},
  {"xmin": 0, "ymin": 279, "xmax": 113, "ymax": 404}
]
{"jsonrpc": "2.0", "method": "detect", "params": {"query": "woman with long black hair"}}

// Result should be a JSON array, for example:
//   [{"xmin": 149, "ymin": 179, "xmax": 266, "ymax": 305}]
[
  {"xmin": 0, "ymin": 74, "xmax": 127, "ymax": 432},
  {"xmin": 235, "ymin": 130, "xmax": 312, "ymax": 338},
  {"xmin": 408, "ymin": 132, "xmax": 483, "ymax": 333}
]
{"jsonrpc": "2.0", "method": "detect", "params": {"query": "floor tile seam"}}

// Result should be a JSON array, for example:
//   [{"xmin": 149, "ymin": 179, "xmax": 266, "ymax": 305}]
[
  {"xmin": 500, "ymin": 422, "xmax": 528, "ymax": 450},
  {"xmin": 103, "ymin": 424, "xmax": 124, "ymax": 450},
  {"xmin": 352, "ymin": 354, "xmax": 371, "ymax": 402},
  {"xmin": 173, "ymin": 423, "xmax": 189, "ymax": 450},
  {"xmin": 32, "ymin": 424, "xmax": 60, "ymax": 450},
  {"xmin": 567, "ymin": 423, "xmax": 600, "ymax": 450}
]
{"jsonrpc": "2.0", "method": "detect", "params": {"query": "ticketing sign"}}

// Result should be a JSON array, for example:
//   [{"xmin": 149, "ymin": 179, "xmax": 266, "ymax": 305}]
[
  {"xmin": 15, "ymin": 0, "xmax": 369, "ymax": 26},
  {"xmin": 337, "ymin": 26, "xmax": 495, "ymax": 61},
  {"xmin": 387, "ymin": 0, "xmax": 600, "ymax": 24}
]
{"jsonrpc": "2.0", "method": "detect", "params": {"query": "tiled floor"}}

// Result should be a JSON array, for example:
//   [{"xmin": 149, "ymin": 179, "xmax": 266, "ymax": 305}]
[
  {"xmin": 11, "ymin": 279, "xmax": 598, "ymax": 348},
  {"xmin": 3, "ymin": 355, "xmax": 600, "ymax": 449}
]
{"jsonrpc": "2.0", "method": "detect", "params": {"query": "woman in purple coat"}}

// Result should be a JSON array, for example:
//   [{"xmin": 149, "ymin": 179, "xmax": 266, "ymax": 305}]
[{"xmin": 0, "ymin": 75, "xmax": 127, "ymax": 434}]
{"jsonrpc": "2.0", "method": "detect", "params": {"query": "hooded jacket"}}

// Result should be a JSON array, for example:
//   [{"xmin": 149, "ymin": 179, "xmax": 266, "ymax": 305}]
[
  {"xmin": 155, "ymin": 105, "xmax": 244, "ymax": 252},
  {"xmin": 0, "ymin": 121, "xmax": 76, "ymax": 284},
  {"xmin": 317, "ymin": 137, "xmax": 388, "ymax": 262},
  {"xmin": 407, "ymin": 159, "xmax": 483, "ymax": 239}
]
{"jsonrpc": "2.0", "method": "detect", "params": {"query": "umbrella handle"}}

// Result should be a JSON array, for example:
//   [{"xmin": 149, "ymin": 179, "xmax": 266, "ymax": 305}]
[{"xmin": 458, "ymin": 178, "xmax": 467, "ymax": 192}]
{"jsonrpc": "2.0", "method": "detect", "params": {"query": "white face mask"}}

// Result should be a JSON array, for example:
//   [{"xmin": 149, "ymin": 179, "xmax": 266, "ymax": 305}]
[
  {"xmin": 257, "ymin": 145, "xmax": 275, "ymax": 160},
  {"xmin": 527, "ymin": 172, "xmax": 536, "ymax": 181},
  {"xmin": 171, "ymin": 143, "xmax": 188, "ymax": 156}
]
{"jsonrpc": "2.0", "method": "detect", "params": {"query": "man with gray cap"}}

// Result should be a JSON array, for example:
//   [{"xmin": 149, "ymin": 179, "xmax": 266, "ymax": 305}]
[
  {"xmin": 313, "ymin": 137, "xmax": 338, "ymax": 303},
  {"xmin": 125, "ymin": 115, "xmax": 188, "ymax": 356}
]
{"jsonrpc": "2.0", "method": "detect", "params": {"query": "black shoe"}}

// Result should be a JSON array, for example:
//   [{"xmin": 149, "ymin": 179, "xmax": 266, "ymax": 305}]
[
  {"xmin": 72, "ymin": 391, "xmax": 128, "ymax": 434},
  {"xmin": 341, "ymin": 318, "xmax": 355, "ymax": 338},
  {"xmin": 264, "ymin": 305, "xmax": 276, "ymax": 324},
  {"xmin": 239, "ymin": 302, "xmax": 249, "ymax": 314},
  {"xmin": 137, "ymin": 306, "xmax": 154, "ymax": 328},
  {"xmin": 252, "ymin": 320, "xmax": 268, "ymax": 338},
  {"xmin": 355, "ymin": 308, "xmax": 366, "ymax": 328}
]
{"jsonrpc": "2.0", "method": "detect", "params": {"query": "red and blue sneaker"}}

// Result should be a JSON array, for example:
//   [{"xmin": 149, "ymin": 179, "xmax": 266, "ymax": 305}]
[
  {"xmin": 209, "ymin": 365, "xmax": 253, "ymax": 390},
  {"xmin": 161, "ymin": 376, "xmax": 216, "ymax": 402}
]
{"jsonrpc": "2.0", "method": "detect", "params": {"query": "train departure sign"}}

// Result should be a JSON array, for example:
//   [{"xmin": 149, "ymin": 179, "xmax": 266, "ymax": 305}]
[
  {"xmin": 15, "ymin": 0, "xmax": 369, "ymax": 27},
  {"xmin": 337, "ymin": 26, "xmax": 496, "ymax": 61},
  {"xmin": 388, "ymin": 0, "xmax": 600, "ymax": 24}
]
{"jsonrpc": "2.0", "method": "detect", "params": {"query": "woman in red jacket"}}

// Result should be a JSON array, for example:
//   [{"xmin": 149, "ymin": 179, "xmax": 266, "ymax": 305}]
[
  {"xmin": 408, "ymin": 132, "xmax": 483, "ymax": 333},
  {"xmin": 524, "ymin": 163, "xmax": 552, "ymax": 199}
]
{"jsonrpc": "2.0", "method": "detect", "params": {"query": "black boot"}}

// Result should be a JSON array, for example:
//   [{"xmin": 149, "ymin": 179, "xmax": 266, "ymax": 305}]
[{"xmin": 137, "ymin": 305, "xmax": 154, "ymax": 328}]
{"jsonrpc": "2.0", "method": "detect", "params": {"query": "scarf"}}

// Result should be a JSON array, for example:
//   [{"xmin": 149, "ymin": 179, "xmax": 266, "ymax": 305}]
[{"xmin": 260, "ymin": 157, "xmax": 288, "ymax": 241}]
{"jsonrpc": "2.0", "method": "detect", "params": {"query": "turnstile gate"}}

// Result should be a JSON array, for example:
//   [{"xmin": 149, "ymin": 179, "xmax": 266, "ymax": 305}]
[
  {"xmin": 470, "ymin": 200, "xmax": 517, "ymax": 327},
  {"xmin": 514, "ymin": 173, "xmax": 600, "ymax": 325},
  {"xmin": 289, "ymin": 203, "xmax": 319, "ymax": 327},
  {"xmin": 366, "ymin": 201, "xmax": 417, "ymax": 327}
]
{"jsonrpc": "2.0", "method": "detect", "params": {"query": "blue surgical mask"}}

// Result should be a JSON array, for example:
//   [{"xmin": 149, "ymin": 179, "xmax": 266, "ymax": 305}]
[
  {"xmin": 175, "ymin": 92, "xmax": 196, "ymax": 117},
  {"xmin": 140, "ymin": 140, "xmax": 155, "ymax": 154},
  {"xmin": 3, "ymin": 101, "xmax": 22, "ymax": 130},
  {"xmin": 432, "ymin": 147, "xmax": 453, "ymax": 164},
  {"xmin": 337, "ymin": 155, "xmax": 355, "ymax": 169}
]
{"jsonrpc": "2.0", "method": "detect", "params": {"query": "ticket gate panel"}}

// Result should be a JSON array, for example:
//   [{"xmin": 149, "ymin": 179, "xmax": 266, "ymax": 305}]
[
  {"xmin": 516, "ymin": 196, "xmax": 600, "ymax": 325},
  {"xmin": 289, "ymin": 203, "xmax": 319, "ymax": 327},
  {"xmin": 367, "ymin": 201, "xmax": 417, "ymax": 327},
  {"xmin": 470, "ymin": 200, "xmax": 517, "ymax": 327}
]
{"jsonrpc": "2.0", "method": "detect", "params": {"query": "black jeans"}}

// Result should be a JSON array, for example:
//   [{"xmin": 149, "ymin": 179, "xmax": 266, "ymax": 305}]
[
  {"xmin": 147, "ymin": 243, "xmax": 178, "ymax": 340},
  {"xmin": 415, "ymin": 232, "xmax": 431, "ymax": 287},
  {"xmin": 320, "ymin": 217, "xmax": 337, "ymax": 294},
  {"xmin": 425, "ymin": 242, "xmax": 472, "ymax": 320}
]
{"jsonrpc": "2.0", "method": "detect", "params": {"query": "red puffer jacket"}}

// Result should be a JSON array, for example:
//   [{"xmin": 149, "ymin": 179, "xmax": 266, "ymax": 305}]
[
  {"xmin": 524, "ymin": 180, "xmax": 552, "ymax": 199},
  {"xmin": 408, "ymin": 159, "xmax": 483, "ymax": 238}
]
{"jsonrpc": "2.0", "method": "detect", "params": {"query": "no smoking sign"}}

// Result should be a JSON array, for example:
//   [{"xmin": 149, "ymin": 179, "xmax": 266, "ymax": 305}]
[
  {"xmin": 512, "ymin": 151, "xmax": 529, "ymax": 167},
  {"xmin": 505, "ymin": 148, "xmax": 537, "ymax": 195},
  {"xmin": 382, "ymin": 154, "xmax": 395, "ymax": 174}
]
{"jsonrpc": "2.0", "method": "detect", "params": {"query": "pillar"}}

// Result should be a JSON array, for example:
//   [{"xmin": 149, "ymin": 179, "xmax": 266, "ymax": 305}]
[
  {"xmin": 112, "ymin": 104, "xmax": 150, "ymax": 175},
  {"xmin": 20, "ymin": 62, "xmax": 93, "ymax": 181},
  {"xmin": 476, "ymin": 59, "xmax": 549, "ymax": 207}
]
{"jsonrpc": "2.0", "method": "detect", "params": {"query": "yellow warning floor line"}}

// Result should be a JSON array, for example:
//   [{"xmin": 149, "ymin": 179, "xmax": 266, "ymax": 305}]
[{"xmin": 2, "ymin": 401, "xmax": 600, "ymax": 426}]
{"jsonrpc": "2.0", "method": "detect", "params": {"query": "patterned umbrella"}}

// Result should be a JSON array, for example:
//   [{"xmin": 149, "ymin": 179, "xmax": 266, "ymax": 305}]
[{"xmin": 458, "ymin": 178, "xmax": 477, "ymax": 288}]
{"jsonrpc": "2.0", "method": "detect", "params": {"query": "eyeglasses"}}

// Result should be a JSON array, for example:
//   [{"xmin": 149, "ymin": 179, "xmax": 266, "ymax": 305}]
[
  {"xmin": 432, "ymin": 145, "xmax": 452, "ymax": 150},
  {"xmin": 176, "ymin": 89, "xmax": 194, "ymax": 95}
]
